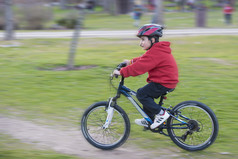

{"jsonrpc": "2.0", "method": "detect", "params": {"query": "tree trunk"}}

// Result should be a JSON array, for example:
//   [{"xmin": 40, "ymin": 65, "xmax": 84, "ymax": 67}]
[
  {"xmin": 151, "ymin": 0, "xmax": 164, "ymax": 25},
  {"xmin": 67, "ymin": 8, "xmax": 85, "ymax": 70},
  {"xmin": 4, "ymin": 0, "xmax": 14, "ymax": 40},
  {"xmin": 230, "ymin": 0, "xmax": 235, "ymax": 7},
  {"xmin": 104, "ymin": 0, "xmax": 131, "ymax": 15},
  {"xmin": 104, "ymin": 0, "xmax": 118, "ymax": 15},
  {"xmin": 103, "ymin": 0, "xmax": 110, "ymax": 12},
  {"xmin": 117, "ymin": 0, "xmax": 131, "ymax": 14},
  {"xmin": 113, "ymin": 0, "xmax": 118, "ymax": 15},
  {"xmin": 60, "ymin": 0, "xmax": 67, "ymax": 10}
]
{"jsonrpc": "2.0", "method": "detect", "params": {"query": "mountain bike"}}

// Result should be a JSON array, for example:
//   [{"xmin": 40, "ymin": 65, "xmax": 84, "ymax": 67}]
[{"xmin": 81, "ymin": 62, "xmax": 219, "ymax": 151}]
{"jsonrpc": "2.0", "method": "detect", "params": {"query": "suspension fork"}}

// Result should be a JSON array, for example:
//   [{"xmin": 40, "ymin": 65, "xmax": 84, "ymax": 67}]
[
  {"xmin": 103, "ymin": 79, "xmax": 124, "ymax": 129},
  {"xmin": 103, "ymin": 97, "xmax": 117, "ymax": 129}
]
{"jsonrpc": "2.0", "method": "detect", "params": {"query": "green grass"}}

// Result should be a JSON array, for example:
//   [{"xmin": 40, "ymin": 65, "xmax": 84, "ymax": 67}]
[
  {"xmin": 75, "ymin": 9, "xmax": 238, "ymax": 30},
  {"xmin": 0, "ymin": 36, "xmax": 238, "ymax": 158},
  {"xmin": 77, "ymin": 10, "xmax": 238, "ymax": 30},
  {"xmin": 48, "ymin": 2, "xmax": 238, "ymax": 30}
]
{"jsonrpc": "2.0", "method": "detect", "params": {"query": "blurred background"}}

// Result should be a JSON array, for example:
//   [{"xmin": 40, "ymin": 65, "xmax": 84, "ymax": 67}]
[
  {"xmin": 1, "ymin": 0, "xmax": 237, "ymax": 40},
  {"xmin": 1, "ymin": 1, "xmax": 238, "ymax": 159}
]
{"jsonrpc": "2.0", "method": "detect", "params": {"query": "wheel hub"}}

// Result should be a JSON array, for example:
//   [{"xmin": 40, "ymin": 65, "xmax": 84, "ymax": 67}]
[{"xmin": 188, "ymin": 119, "xmax": 200, "ymax": 131}]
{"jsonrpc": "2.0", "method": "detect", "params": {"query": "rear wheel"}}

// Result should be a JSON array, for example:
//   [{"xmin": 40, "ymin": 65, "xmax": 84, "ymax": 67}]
[
  {"xmin": 167, "ymin": 101, "xmax": 219, "ymax": 151},
  {"xmin": 81, "ymin": 101, "xmax": 130, "ymax": 150}
]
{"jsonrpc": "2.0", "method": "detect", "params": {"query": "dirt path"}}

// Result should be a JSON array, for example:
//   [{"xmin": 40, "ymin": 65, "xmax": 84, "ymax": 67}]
[{"xmin": 0, "ymin": 115, "xmax": 180, "ymax": 159}]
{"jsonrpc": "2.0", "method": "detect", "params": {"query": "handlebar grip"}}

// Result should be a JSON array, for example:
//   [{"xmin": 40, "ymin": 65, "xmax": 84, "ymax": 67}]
[{"xmin": 116, "ymin": 62, "xmax": 127, "ymax": 71}]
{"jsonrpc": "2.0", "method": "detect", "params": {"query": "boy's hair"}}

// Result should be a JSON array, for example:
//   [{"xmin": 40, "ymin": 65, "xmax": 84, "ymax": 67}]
[{"xmin": 149, "ymin": 36, "xmax": 159, "ymax": 43}]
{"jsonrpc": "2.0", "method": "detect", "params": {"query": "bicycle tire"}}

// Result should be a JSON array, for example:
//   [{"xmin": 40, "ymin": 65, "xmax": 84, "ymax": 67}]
[
  {"xmin": 81, "ymin": 101, "xmax": 130, "ymax": 150},
  {"xmin": 167, "ymin": 101, "xmax": 219, "ymax": 151}
]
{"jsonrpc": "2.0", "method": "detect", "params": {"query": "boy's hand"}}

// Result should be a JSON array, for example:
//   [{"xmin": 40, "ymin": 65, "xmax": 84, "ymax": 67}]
[
  {"xmin": 113, "ymin": 70, "xmax": 121, "ymax": 76},
  {"xmin": 123, "ymin": 60, "xmax": 130, "ymax": 66}
]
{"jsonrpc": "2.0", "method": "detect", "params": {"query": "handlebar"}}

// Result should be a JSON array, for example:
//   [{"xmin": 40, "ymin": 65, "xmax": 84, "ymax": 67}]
[
  {"xmin": 116, "ymin": 62, "xmax": 127, "ymax": 71},
  {"xmin": 112, "ymin": 62, "xmax": 127, "ymax": 79},
  {"xmin": 110, "ymin": 62, "xmax": 127, "ymax": 89}
]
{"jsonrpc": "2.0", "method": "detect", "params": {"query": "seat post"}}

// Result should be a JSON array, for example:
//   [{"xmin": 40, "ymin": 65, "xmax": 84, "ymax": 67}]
[
  {"xmin": 159, "ymin": 89, "xmax": 174, "ymax": 106},
  {"xmin": 159, "ymin": 95, "xmax": 165, "ymax": 106}
]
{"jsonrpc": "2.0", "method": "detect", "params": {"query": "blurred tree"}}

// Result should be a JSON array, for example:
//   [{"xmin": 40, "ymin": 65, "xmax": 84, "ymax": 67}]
[
  {"xmin": 228, "ymin": 0, "xmax": 235, "ymax": 6},
  {"xmin": 102, "ymin": 0, "xmax": 118, "ymax": 15},
  {"xmin": 60, "ymin": 0, "xmax": 67, "ymax": 9},
  {"xmin": 117, "ymin": 0, "xmax": 132, "ymax": 14},
  {"xmin": 151, "ymin": 0, "xmax": 164, "ymax": 25},
  {"xmin": 103, "ymin": 0, "xmax": 110, "ymax": 13},
  {"xmin": 18, "ymin": 3, "xmax": 53, "ymax": 29},
  {"xmin": 210, "ymin": 0, "xmax": 235, "ymax": 7},
  {"xmin": 4, "ymin": 0, "xmax": 14, "ymax": 40},
  {"xmin": 67, "ymin": 6, "xmax": 85, "ymax": 70},
  {"xmin": 102, "ymin": 0, "xmax": 132, "ymax": 15},
  {"xmin": 194, "ymin": 0, "xmax": 207, "ymax": 27}
]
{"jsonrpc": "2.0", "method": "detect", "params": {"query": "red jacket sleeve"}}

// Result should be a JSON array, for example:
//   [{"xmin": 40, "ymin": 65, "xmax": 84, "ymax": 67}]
[
  {"xmin": 120, "ymin": 51, "xmax": 157, "ymax": 77},
  {"xmin": 131, "ymin": 56, "xmax": 141, "ymax": 64}
]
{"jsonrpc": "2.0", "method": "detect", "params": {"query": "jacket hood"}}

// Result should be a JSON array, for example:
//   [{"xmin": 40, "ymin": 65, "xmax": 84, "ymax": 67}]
[{"xmin": 152, "ymin": 41, "xmax": 171, "ymax": 54}]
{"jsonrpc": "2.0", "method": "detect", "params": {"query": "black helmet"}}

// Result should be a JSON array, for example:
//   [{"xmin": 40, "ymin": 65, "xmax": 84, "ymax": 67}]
[{"xmin": 137, "ymin": 24, "xmax": 164, "ymax": 38}]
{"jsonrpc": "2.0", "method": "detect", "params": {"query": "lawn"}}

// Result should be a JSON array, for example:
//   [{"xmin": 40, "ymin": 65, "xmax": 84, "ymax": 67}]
[
  {"xmin": 62, "ymin": 9, "xmax": 238, "ymax": 30},
  {"xmin": 0, "ymin": 35, "xmax": 238, "ymax": 158},
  {"xmin": 4, "ymin": 6, "xmax": 238, "ymax": 31}
]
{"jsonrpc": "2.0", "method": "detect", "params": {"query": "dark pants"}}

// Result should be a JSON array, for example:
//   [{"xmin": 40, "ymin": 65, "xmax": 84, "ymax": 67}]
[
  {"xmin": 224, "ymin": 14, "xmax": 232, "ymax": 24},
  {"xmin": 136, "ymin": 82, "xmax": 173, "ymax": 120}
]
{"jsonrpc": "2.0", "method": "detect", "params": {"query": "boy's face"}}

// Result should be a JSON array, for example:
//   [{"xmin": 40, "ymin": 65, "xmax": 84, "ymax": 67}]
[{"xmin": 139, "ymin": 36, "xmax": 153, "ymax": 50}]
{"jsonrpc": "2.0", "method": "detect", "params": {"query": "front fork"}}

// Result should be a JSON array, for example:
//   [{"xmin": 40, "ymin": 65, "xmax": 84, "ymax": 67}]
[{"xmin": 102, "ymin": 97, "xmax": 115, "ymax": 129}]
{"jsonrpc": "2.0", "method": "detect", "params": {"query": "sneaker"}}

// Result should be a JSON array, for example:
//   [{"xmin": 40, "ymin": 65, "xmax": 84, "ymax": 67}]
[
  {"xmin": 135, "ymin": 118, "xmax": 149, "ymax": 127},
  {"xmin": 150, "ymin": 111, "xmax": 170, "ymax": 129}
]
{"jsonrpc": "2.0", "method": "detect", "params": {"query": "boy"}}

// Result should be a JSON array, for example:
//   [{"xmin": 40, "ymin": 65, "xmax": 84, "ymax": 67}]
[
  {"xmin": 113, "ymin": 24, "xmax": 179, "ymax": 129},
  {"xmin": 223, "ymin": 3, "xmax": 234, "ymax": 25}
]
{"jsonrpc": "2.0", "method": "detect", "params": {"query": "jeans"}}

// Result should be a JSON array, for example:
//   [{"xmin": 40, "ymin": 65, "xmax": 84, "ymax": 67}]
[
  {"xmin": 224, "ymin": 14, "xmax": 232, "ymax": 24},
  {"xmin": 136, "ymin": 82, "xmax": 173, "ymax": 120}
]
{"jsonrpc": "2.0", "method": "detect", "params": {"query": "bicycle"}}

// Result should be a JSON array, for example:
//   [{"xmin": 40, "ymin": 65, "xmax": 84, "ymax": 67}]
[{"xmin": 81, "ymin": 62, "xmax": 219, "ymax": 151}]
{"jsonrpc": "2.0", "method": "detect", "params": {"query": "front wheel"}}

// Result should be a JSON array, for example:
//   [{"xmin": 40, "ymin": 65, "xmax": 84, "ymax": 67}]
[
  {"xmin": 167, "ymin": 101, "xmax": 219, "ymax": 151},
  {"xmin": 81, "ymin": 101, "xmax": 130, "ymax": 150}
]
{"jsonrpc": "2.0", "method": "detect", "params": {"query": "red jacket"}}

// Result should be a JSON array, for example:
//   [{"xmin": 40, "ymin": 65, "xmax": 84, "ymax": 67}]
[
  {"xmin": 223, "ymin": 6, "xmax": 234, "ymax": 14},
  {"xmin": 120, "ymin": 41, "xmax": 179, "ymax": 88}
]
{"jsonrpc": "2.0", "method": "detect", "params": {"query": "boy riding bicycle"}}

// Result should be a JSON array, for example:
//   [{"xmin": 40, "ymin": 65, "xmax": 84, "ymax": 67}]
[{"xmin": 113, "ymin": 24, "xmax": 179, "ymax": 129}]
